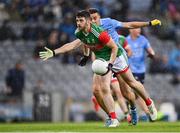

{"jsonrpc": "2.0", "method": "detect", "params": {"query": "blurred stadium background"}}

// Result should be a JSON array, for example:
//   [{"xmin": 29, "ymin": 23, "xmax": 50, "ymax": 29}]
[{"xmin": 0, "ymin": 0, "xmax": 179, "ymax": 123}]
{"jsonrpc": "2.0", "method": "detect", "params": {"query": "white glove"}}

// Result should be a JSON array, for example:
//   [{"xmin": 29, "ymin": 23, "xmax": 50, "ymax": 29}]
[{"xmin": 39, "ymin": 47, "xmax": 55, "ymax": 61}]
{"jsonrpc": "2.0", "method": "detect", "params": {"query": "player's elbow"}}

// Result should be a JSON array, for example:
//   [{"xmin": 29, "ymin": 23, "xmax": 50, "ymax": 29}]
[
  {"xmin": 113, "ymin": 47, "xmax": 118, "ymax": 58},
  {"xmin": 112, "ymin": 44, "xmax": 118, "ymax": 53},
  {"xmin": 127, "ymin": 50, "xmax": 133, "ymax": 57}
]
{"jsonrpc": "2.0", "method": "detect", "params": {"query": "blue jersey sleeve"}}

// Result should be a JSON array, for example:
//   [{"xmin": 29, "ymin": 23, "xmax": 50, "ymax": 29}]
[
  {"xmin": 111, "ymin": 19, "xmax": 123, "ymax": 30},
  {"xmin": 143, "ymin": 37, "xmax": 151, "ymax": 50}
]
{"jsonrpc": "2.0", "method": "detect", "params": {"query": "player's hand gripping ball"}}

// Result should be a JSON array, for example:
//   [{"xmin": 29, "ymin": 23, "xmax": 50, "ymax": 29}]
[{"xmin": 92, "ymin": 58, "xmax": 109, "ymax": 75}]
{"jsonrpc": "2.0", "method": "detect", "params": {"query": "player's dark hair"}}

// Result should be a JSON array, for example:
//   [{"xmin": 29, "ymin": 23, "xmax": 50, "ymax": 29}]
[
  {"xmin": 88, "ymin": 8, "xmax": 100, "ymax": 15},
  {"xmin": 76, "ymin": 10, "xmax": 91, "ymax": 19}
]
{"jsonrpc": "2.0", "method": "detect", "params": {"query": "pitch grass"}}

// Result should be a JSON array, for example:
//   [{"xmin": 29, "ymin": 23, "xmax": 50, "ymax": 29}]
[{"xmin": 0, "ymin": 121, "xmax": 180, "ymax": 132}]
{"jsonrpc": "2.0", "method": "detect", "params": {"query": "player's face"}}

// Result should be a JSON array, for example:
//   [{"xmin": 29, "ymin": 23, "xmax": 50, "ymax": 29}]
[
  {"xmin": 90, "ymin": 13, "xmax": 100, "ymax": 25},
  {"xmin": 76, "ymin": 17, "xmax": 89, "ymax": 30},
  {"xmin": 129, "ymin": 28, "xmax": 141, "ymax": 37}
]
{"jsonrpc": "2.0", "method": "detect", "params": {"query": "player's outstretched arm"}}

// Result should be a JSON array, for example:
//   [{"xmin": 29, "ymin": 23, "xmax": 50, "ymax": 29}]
[
  {"xmin": 39, "ymin": 39, "xmax": 82, "ymax": 61},
  {"xmin": 122, "ymin": 19, "xmax": 161, "ymax": 29}
]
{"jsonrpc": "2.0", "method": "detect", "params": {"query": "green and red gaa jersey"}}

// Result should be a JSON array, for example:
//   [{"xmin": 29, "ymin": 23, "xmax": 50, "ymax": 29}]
[
  {"xmin": 75, "ymin": 23, "xmax": 123, "ymax": 61},
  {"xmin": 119, "ymin": 35, "xmax": 128, "ymax": 49}
]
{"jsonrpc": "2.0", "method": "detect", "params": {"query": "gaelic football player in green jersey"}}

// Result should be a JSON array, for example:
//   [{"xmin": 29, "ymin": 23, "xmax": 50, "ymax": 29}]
[
  {"xmin": 81, "ymin": 8, "xmax": 160, "ymax": 124},
  {"xmin": 81, "ymin": 8, "xmax": 154, "ymax": 125},
  {"xmin": 39, "ymin": 10, "xmax": 160, "ymax": 127}
]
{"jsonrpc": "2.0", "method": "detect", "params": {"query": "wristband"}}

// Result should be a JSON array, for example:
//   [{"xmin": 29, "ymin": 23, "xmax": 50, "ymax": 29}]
[{"xmin": 53, "ymin": 50, "xmax": 55, "ymax": 56}]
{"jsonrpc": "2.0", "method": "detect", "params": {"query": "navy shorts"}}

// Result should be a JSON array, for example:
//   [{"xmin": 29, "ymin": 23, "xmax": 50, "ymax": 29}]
[{"xmin": 133, "ymin": 73, "xmax": 145, "ymax": 84}]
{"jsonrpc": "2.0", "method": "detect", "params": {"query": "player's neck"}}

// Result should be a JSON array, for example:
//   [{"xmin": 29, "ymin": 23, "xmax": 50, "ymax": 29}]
[
  {"xmin": 130, "ymin": 34, "xmax": 138, "ymax": 40},
  {"xmin": 84, "ymin": 23, "xmax": 91, "ymax": 33}
]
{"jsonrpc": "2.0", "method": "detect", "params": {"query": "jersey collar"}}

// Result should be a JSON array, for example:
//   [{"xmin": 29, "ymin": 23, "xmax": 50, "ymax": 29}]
[{"xmin": 82, "ymin": 24, "xmax": 92, "ymax": 36}]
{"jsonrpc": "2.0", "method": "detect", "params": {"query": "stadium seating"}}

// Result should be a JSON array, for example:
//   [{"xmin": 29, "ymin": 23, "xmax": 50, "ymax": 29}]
[{"xmin": 0, "ymin": 36, "xmax": 179, "ymax": 103}]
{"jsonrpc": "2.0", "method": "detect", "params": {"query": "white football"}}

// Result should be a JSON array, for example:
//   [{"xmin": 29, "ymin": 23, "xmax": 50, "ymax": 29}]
[{"xmin": 92, "ymin": 58, "xmax": 108, "ymax": 75}]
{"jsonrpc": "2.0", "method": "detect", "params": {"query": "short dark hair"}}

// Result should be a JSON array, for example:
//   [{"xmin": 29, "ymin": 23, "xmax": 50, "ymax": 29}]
[
  {"xmin": 88, "ymin": 8, "xmax": 100, "ymax": 14},
  {"xmin": 76, "ymin": 10, "xmax": 91, "ymax": 19}
]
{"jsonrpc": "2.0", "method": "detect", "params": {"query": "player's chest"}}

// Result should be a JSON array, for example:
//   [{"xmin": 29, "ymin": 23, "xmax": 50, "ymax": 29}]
[{"xmin": 81, "ymin": 33, "xmax": 99, "ymax": 45}]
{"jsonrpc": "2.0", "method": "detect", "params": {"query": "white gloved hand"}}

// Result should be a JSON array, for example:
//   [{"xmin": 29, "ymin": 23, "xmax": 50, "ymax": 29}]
[{"xmin": 39, "ymin": 47, "xmax": 55, "ymax": 61}]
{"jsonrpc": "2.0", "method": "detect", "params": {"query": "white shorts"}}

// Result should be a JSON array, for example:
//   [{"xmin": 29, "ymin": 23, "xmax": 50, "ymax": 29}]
[{"xmin": 112, "ymin": 52, "xmax": 129, "ymax": 74}]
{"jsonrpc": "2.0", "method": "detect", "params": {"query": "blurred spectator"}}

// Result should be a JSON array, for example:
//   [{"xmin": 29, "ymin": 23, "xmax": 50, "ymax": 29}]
[
  {"xmin": 22, "ymin": 25, "xmax": 47, "ymax": 40},
  {"xmin": 61, "ymin": 1, "xmax": 76, "ymax": 17},
  {"xmin": 21, "ymin": 4, "xmax": 36, "ymax": 22},
  {"xmin": 149, "ymin": 0, "xmax": 168, "ymax": 15},
  {"xmin": 6, "ymin": 0, "xmax": 22, "ymax": 21},
  {"xmin": 5, "ymin": 60, "xmax": 25, "ymax": 101},
  {"xmin": 168, "ymin": 41, "xmax": 180, "ymax": 85},
  {"xmin": 58, "ymin": 13, "xmax": 76, "ymax": 41},
  {"xmin": 149, "ymin": 0, "xmax": 180, "ymax": 41},
  {"xmin": 26, "ymin": 0, "xmax": 49, "ymax": 7},
  {"xmin": 33, "ymin": 79, "xmax": 45, "ymax": 92},
  {"xmin": 0, "ymin": 20, "xmax": 16, "ymax": 40},
  {"xmin": 90, "ymin": 0, "xmax": 109, "ymax": 17},
  {"xmin": 33, "ymin": 39, "xmax": 46, "ymax": 59},
  {"xmin": 33, "ymin": 79, "xmax": 51, "ymax": 121},
  {"xmin": 62, "ymin": 51, "xmax": 82, "ymax": 64},
  {"xmin": 46, "ymin": 29, "xmax": 60, "ymax": 50},
  {"xmin": 50, "ymin": 0, "xmax": 62, "ymax": 20},
  {"xmin": 168, "ymin": 0, "xmax": 180, "ymax": 26},
  {"xmin": 59, "ymin": 32, "xmax": 82, "ymax": 64},
  {"xmin": 0, "ymin": 3, "xmax": 10, "ymax": 21},
  {"xmin": 21, "ymin": 0, "xmax": 49, "ymax": 22},
  {"xmin": 112, "ymin": 0, "xmax": 129, "ymax": 20},
  {"xmin": 59, "ymin": 32, "xmax": 75, "ymax": 64},
  {"xmin": 149, "ymin": 54, "xmax": 170, "ymax": 74}
]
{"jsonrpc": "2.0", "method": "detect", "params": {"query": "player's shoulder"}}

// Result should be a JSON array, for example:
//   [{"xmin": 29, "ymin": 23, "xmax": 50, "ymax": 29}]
[
  {"xmin": 74, "ymin": 28, "xmax": 81, "ymax": 37},
  {"xmin": 91, "ymin": 23, "xmax": 104, "ymax": 32},
  {"xmin": 101, "ymin": 17, "xmax": 111, "ymax": 22},
  {"xmin": 139, "ymin": 35, "xmax": 149, "ymax": 41},
  {"xmin": 100, "ymin": 17, "xmax": 112, "ymax": 24},
  {"xmin": 75, "ymin": 28, "xmax": 80, "ymax": 34}
]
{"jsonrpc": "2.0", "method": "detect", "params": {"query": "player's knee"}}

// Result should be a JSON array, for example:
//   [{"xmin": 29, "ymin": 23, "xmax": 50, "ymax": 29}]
[
  {"xmin": 92, "ymin": 85, "xmax": 101, "ymax": 96},
  {"xmin": 126, "ymin": 80, "xmax": 137, "ymax": 88},
  {"xmin": 121, "ymin": 91, "xmax": 129, "ymax": 99},
  {"xmin": 101, "ymin": 84, "xmax": 110, "ymax": 94}
]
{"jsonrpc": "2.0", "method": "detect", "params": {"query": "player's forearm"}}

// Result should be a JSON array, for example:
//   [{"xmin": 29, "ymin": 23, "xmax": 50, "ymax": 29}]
[
  {"xmin": 91, "ymin": 52, "xmax": 96, "ymax": 61},
  {"xmin": 123, "ymin": 22, "xmax": 149, "ymax": 29},
  {"xmin": 54, "ymin": 43, "xmax": 73, "ymax": 55},
  {"xmin": 125, "ymin": 48, "xmax": 133, "ymax": 57},
  {"xmin": 106, "ymin": 39, "xmax": 118, "ymax": 63},
  {"xmin": 147, "ymin": 48, "xmax": 155, "ymax": 59},
  {"xmin": 83, "ymin": 46, "xmax": 90, "ymax": 56},
  {"xmin": 54, "ymin": 39, "xmax": 81, "ymax": 55},
  {"xmin": 109, "ymin": 45, "xmax": 118, "ymax": 64}
]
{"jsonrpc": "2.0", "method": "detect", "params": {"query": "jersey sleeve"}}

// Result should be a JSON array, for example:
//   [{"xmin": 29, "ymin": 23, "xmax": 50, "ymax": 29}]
[
  {"xmin": 123, "ymin": 39, "xmax": 128, "ymax": 48},
  {"xmin": 98, "ymin": 31, "xmax": 110, "ymax": 44},
  {"xmin": 74, "ymin": 28, "xmax": 80, "ymax": 38},
  {"xmin": 111, "ymin": 19, "xmax": 123, "ymax": 30},
  {"xmin": 144, "ymin": 37, "xmax": 151, "ymax": 49}
]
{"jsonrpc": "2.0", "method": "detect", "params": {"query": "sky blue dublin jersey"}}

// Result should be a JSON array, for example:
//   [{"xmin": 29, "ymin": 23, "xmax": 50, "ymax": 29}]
[
  {"xmin": 100, "ymin": 18, "xmax": 123, "ymax": 44},
  {"xmin": 126, "ymin": 35, "xmax": 151, "ymax": 73}
]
